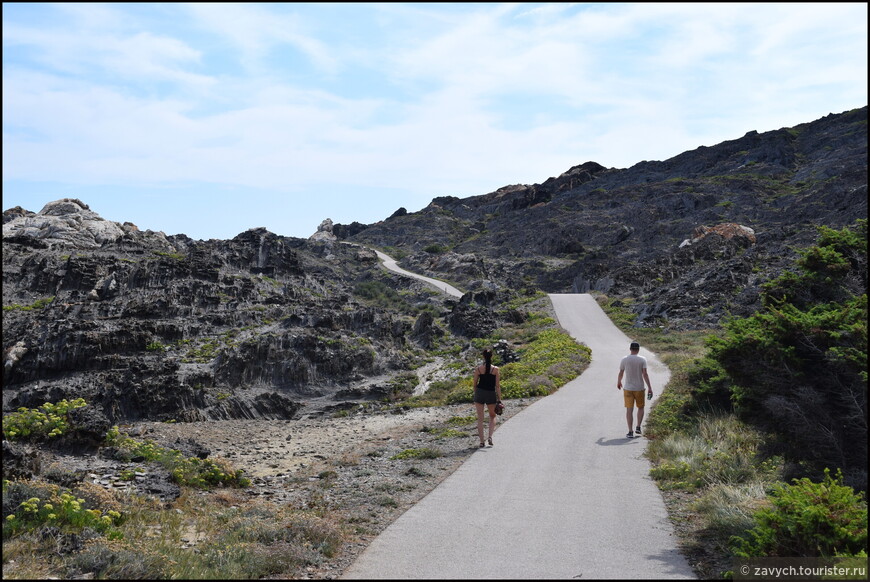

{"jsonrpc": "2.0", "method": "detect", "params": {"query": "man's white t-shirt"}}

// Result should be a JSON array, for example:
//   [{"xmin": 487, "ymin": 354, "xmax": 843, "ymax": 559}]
[{"xmin": 620, "ymin": 354, "xmax": 647, "ymax": 391}]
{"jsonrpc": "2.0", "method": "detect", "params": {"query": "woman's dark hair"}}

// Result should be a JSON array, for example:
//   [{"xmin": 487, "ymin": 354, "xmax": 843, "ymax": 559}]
[{"xmin": 483, "ymin": 348, "xmax": 493, "ymax": 374}]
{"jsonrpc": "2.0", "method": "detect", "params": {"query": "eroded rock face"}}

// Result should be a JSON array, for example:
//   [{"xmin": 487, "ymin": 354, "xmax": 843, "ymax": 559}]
[
  {"xmin": 2, "ymin": 440, "xmax": 43, "ymax": 480},
  {"xmin": 3, "ymin": 107, "xmax": 866, "ymax": 425},
  {"xmin": 2, "ymin": 206, "xmax": 448, "ymax": 423}
]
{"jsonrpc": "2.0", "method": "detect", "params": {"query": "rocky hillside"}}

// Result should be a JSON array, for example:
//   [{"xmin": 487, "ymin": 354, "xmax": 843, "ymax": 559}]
[
  {"xmin": 346, "ymin": 106, "xmax": 867, "ymax": 328},
  {"xmin": 2, "ymin": 202, "xmax": 486, "ymax": 425},
  {"xmin": 3, "ymin": 106, "xmax": 866, "ymax": 426}
]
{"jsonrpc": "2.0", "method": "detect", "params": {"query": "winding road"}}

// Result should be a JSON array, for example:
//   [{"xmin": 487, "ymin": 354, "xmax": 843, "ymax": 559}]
[
  {"xmin": 373, "ymin": 249, "xmax": 464, "ymax": 298},
  {"xmin": 341, "ymin": 253, "xmax": 696, "ymax": 579}
]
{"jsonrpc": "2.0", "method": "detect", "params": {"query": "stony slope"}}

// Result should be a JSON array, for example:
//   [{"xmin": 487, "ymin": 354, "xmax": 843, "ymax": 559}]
[
  {"xmin": 2, "ymin": 206, "xmax": 474, "ymax": 425},
  {"xmin": 347, "ymin": 106, "xmax": 867, "ymax": 328}
]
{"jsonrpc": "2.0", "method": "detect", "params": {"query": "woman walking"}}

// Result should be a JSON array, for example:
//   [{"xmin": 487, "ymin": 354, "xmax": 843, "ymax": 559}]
[{"xmin": 473, "ymin": 348, "xmax": 502, "ymax": 447}]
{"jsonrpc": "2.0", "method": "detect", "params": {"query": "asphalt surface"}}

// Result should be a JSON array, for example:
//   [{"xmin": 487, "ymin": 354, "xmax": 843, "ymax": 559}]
[
  {"xmin": 342, "ymin": 293, "xmax": 696, "ymax": 580},
  {"xmin": 373, "ymin": 249, "xmax": 464, "ymax": 298}
]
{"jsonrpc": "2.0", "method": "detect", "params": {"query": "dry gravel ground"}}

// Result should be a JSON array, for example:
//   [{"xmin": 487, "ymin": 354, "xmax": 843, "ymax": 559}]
[
  {"xmin": 34, "ymin": 396, "xmax": 718, "ymax": 579},
  {"xmin": 124, "ymin": 399, "xmax": 541, "ymax": 579}
]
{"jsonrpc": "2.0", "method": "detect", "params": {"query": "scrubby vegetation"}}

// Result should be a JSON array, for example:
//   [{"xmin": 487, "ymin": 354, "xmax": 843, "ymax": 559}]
[
  {"xmin": 3, "ymin": 478, "xmax": 343, "ymax": 580},
  {"xmin": 2, "ymin": 296, "xmax": 55, "ymax": 312},
  {"xmin": 2, "ymin": 401, "xmax": 354, "ymax": 579},
  {"xmin": 105, "ymin": 427, "xmax": 251, "ymax": 489},
  {"xmin": 730, "ymin": 469, "xmax": 866, "ymax": 558},
  {"xmin": 699, "ymin": 220, "xmax": 867, "ymax": 487},
  {"xmin": 3, "ymin": 480, "xmax": 125, "ymax": 540},
  {"xmin": 390, "ymin": 447, "xmax": 442, "ymax": 460},
  {"xmin": 606, "ymin": 219, "xmax": 868, "ymax": 578},
  {"xmin": 3, "ymin": 398, "xmax": 88, "ymax": 441}
]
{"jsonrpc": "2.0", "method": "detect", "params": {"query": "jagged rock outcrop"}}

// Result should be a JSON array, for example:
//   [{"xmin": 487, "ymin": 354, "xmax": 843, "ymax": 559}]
[
  {"xmin": 3, "ymin": 204, "xmax": 453, "ymax": 423},
  {"xmin": 679, "ymin": 223, "xmax": 756, "ymax": 248},
  {"xmin": 2, "ymin": 440, "xmax": 43, "ymax": 480},
  {"xmin": 309, "ymin": 218, "xmax": 337, "ymax": 242},
  {"xmin": 3, "ymin": 198, "xmax": 173, "ymax": 250}
]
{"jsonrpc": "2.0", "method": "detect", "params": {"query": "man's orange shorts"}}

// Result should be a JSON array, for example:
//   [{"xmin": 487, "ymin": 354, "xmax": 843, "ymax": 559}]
[{"xmin": 623, "ymin": 389, "xmax": 646, "ymax": 408}]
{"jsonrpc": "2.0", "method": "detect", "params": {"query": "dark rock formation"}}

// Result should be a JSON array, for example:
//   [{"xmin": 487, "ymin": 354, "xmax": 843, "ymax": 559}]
[
  {"xmin": 3, "ymin": 201, "xmax": 453, "ymax": 423},
  {"xmin": 2, "ymin": 440, "xmax": 43, "ymax": 480},
  {"xmin": 346, "ymin": 107, "xmax": 867, "ymax": 329}
]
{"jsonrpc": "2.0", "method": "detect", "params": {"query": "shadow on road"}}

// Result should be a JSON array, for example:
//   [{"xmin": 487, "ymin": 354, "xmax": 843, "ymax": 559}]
[{"xmin": 595, "ymin": 436, "xmax": 644, "ymax": 446}]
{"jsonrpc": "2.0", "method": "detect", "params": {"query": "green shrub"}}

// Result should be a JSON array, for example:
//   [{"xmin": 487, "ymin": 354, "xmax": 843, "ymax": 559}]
[
  {"xmin": 423, "ymin": 244, "xmax": 448, "ymax": 254},
  {"xmin": 353, "ymin": 280, "xmax": 412, "ymax": 312},
  {"xmin": 105, "ymin": 427, "xmax": 250, "ymax": 489},
  {"xmin": 686, "ymin": 356, "xmax": 734, "ymax": 411},
  {"xmin": 649, "ymin": 460, "xmax": 701, "ymax": 490},
  {"xmin": 145, "ymin": 341, "xmax": 167, "ymax": 352},
  {"xmin": 406, "ymin": 379, "xmax": 462, "ymax": 407},
  {"xmin": 643, "ymin": 362, "xmax": 696, "ymax": 437},
  {"xmin": 171, "ymin": 456, "xmax": 251, "ymax": 489},
  {"xmin": 3, "ymin": 296, "xmax": 55, "ymax": 311},
  {"xmin": 731, "ymin": 469, "xmax": 867, "ymax": 558},
  {"xmin": 385, "ymin": 372, "xmax": 419, "ymax": 402},
  {"xmin": 446, "ymin": 415, "xmax": 476, "ymax": 426},
  {"xmin": 185, "ymin": 339, "xmax": 221, "ymax": 362},
  {"xmin": 704, "ymin": 221, "xmax": 867, "ymax": 480},
  {"xmin": 2, "ymin": 398, "xmax": 88, "ymax": 441},
  {"xmin": 3, "ymin": 481, "xmax": 124, "ymax": 540},
  {"xmin": 153, "ymin": 251, "xmax": 185, "ymax": 260}
]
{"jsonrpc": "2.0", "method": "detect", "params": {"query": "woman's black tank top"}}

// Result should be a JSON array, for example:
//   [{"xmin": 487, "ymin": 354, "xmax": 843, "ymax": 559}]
[{"xmin": 478, "ymin": 364, "xmax": 496, "ymax": 391}]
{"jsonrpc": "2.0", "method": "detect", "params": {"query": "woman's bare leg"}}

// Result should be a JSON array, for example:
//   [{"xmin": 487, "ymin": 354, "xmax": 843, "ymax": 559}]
[
  {"xmin": 487, "ymin": 403, "xmax": 497, "ymax": 443},
  {"xmin": 475, "ymin": 402, "xmax": 486, "ymax": 444}
]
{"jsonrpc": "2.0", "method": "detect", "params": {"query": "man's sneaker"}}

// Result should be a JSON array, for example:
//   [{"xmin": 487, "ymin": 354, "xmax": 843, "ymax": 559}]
[
  {"xmin": 635, "ymin": 425, "xmax": 642, "ymax": 435},
  {"xmin": 626, "ymin": 430, "xmax": 634, "ymax": 438}
]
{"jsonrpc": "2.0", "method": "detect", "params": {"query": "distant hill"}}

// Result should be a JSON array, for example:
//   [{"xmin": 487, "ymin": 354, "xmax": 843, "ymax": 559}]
[{"xmin": 345, "ymin": 106, "xmax": 867, "ymax": 328}]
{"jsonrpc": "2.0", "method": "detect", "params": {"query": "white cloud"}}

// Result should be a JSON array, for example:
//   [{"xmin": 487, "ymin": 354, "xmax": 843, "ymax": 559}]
[
  {"xmin": 3, "ymin": 22, "xmax": 211, "ymax": 89},
  {"xmin": 184, "ymin": 3, "xmax": 337, "ymax": 74},
  {"xmin": 3, "ymin": 2, "xmax": 867, "ymax": 237},
  {"xmin": 100, "ymin": 31, "xmax": 212, "ymax": 87}
]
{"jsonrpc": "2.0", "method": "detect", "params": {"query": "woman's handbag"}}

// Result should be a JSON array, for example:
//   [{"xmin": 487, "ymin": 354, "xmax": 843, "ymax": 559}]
[{"xmin": 494, "ymin": 401, "xmax": 504, "ymax": 415}]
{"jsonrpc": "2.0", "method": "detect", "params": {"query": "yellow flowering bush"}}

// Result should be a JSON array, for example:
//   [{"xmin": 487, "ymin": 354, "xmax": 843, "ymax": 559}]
[
  {"xmin": 2, "ymin": 398, "xmax": 88, "ymax": 442},
  {"xmin": 3, "ymin": 481, "xmax": 124, "ymax": 539}
]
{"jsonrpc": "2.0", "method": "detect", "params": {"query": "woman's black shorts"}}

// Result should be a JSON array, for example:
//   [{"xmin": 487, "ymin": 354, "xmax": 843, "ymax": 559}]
[{"xmin": 474, "ymin": 389, "xmax": 498, "ymax": 405}]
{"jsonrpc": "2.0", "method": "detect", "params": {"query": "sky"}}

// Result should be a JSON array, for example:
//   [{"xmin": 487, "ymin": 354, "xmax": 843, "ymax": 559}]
[{"xmin": 3, "ymin": 3, "xmax": 867, "ymax": 241}]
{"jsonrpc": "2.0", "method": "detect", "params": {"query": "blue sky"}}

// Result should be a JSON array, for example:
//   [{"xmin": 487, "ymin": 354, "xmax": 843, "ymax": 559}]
[{"xmin": 3, "ymin": 3, "xmax": 867, "ymax": 240}]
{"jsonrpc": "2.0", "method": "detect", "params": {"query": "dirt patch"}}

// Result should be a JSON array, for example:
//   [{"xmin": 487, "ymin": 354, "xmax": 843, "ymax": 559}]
[{"xmin": 134, "ymin": 405, "xmax": 466, "ymax": 479}]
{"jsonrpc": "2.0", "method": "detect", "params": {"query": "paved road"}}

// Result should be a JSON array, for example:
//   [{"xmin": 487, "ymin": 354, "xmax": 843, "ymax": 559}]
[
  {"xmin": 373, "ymin": 249, "xmax": 464, "ymax": 298},
  {"xmin": 342, "ymin": 293, "xmax": 696, "ymax": 580}
]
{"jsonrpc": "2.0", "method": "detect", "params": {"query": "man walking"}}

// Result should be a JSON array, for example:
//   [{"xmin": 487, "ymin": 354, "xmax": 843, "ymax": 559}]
[{"xmin": 617, "ymin": 341, "xmax": 653, "ymax": 438}]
